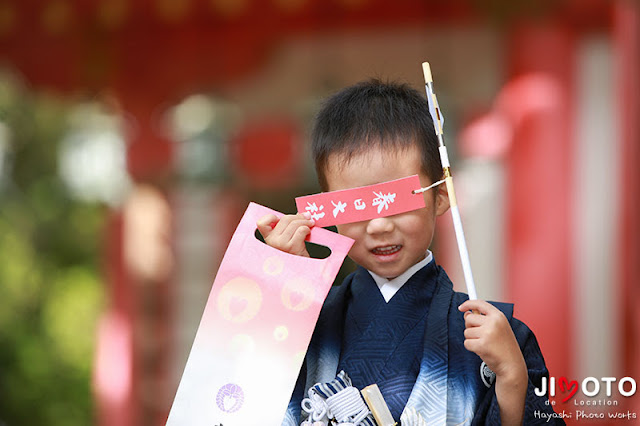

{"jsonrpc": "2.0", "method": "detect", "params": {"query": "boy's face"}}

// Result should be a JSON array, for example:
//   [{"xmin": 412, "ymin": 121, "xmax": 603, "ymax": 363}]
[{"xmin": 325, "ymin": 144, "xmax": 449, "ymax": 279}]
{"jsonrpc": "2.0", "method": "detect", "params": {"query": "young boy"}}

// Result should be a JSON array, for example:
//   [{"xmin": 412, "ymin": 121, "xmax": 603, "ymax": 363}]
[{"xmin": 257, "ymin": 80, "xmax": 561, "ymax": 425}]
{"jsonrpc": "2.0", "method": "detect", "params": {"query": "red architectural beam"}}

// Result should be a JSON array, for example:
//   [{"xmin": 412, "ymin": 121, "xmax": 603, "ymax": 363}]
[{"xmin": 0, "ymin": 0, "xmax": 478, "ymax": 97}]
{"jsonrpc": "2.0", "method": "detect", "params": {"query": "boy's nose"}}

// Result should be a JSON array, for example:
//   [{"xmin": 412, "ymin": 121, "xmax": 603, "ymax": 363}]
[{"xmin": 366, "ymin": 217, "xmax": 394, "ymax": 234}]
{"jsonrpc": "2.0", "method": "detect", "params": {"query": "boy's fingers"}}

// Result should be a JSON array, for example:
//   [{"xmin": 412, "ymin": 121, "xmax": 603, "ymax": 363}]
[
  {"xmin": 458, "ymin": 299, "xmax": 496, "ymax": 316},
  {"xmin": 276, "ymin": 217, "xmax": 315, "ymax": 241},
  {"xmin": 284, "ymin": 225, "xmax": 311, "ymax": 257},
  {"xmin": 272, "ymin": 213, "xmax": 310, "ymax": 230},
  {"xmin": 464, "ymin": 326, "xmax": 483, "ymax": 340},
  {"xmin": 464, "ymin": 311, "xmax": 486, "ymax": 328},
  {"xmin": 294, "ymin": 225, "xmax": 312, "ymax": 245},
  {"xmin": 256, "ymin": 214, "xmax": 279, "ymax": 239},
  {"xmin": 463, "ymin": 338, "xmax": 481, "ymax": 354},
  {"xmin": 256, "ymin": 213, "xmax": 315, "ymax": 257}
]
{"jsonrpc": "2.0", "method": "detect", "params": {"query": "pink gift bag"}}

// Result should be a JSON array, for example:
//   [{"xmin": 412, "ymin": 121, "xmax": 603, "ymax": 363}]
[{"xmin": 166, "ymin": 202, "xmax": 354, "ymax": 426}]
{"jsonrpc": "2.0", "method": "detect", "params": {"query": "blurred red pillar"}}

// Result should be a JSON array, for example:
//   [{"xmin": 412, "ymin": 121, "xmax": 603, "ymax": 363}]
[
  {"xmin": 502, "ymin": 22, "xmax": 575, "ymax": 380},
  {"xmin": 614, "ymin": 0, "xmax": 640, "ymax": 413},
  {"xmin": 96, "ymin": 99, "xmax": 175, "ymax": 426},
  {"xmin": 95, "ymin": 213, "xmax": 136, "ymax": 426}
]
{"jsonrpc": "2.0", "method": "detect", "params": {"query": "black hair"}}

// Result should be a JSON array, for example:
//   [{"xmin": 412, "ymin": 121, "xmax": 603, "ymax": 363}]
[{"xmin": 311, "ymin": 79, "xmax": 442, "ymax": 191}]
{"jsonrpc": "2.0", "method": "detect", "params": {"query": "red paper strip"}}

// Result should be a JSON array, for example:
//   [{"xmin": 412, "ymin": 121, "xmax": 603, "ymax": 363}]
[{"xmin": 295, "ymin": 175, "xmax": 426, "ymax": 227}]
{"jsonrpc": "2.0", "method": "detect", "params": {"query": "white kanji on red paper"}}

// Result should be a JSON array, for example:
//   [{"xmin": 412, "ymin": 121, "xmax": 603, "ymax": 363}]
[
  {"xmin": 331, "ymin": 200, "xmax": 347, "ymax": 218},
  {"xmin": 304, "ymin": 202, "xmax": 325, "ymax": 221},
  {"xmin": 295, "ymin": 175, "xmax": 425, "ymax": 227},
  {"xmin": 372, "ymin": 191, "xmax": 397, "ymax": 213}
]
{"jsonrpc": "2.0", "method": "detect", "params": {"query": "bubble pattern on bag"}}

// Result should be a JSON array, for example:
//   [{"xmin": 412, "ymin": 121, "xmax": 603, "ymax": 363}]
[
  {"xmin": 281, "ymin": 276, "xmax": 315, "ymax": 311},
  {"xmin": 217, "ymin": 276, "xmax": 263, "ymax": 323}
]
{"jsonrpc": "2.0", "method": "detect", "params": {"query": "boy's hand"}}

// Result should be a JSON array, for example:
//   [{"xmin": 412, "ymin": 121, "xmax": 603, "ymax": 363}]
[
  {"xmin": 457, "ymin": 300, "xmax": 526, "ymax": 378},
  {"xmin": 256, "ymin": 212, "xmax": 315, "ymax": 257},
  {"xmin": 458, "ymin": 299, "xmax": 527, "ymax": 426}
]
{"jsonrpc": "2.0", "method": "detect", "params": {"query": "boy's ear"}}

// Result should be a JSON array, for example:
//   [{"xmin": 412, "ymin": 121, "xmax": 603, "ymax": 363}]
[{"xmin": 435, "ymin": 181, "xmax": 450, "ymax": 216}]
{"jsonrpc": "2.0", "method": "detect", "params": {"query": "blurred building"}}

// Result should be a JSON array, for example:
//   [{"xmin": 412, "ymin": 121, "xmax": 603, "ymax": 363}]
[{"xmin": 0, "ymin": 0, "xmax": 638, "ymax": 424}]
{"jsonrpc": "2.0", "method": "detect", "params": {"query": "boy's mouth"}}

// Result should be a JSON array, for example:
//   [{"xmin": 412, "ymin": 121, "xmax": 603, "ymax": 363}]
[{"xmin": 371, "ymin": 245, "xmax": 402, "ymax": 256}]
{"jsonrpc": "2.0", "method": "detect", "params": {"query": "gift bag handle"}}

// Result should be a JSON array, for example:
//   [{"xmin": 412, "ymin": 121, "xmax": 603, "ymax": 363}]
[{"xmin": 246, "ymin": 202, "xmax": 354, "ymax": 262}]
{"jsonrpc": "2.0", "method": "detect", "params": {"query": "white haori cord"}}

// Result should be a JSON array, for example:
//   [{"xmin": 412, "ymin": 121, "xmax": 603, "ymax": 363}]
[
  {"xmin": 301, "ymin": 386, "xmax": 371, "ymax": 426},
  {"xmin": 301, "ymin": 389, "xmax": 328, "ymax": 423},
  {"xmin": 326, "ymin": 386, "xmax": 370, "ymax": 425}
]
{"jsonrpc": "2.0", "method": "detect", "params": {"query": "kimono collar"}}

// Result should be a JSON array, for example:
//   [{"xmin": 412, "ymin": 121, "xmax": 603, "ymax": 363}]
[{"xmin": 367, "ymin": 251, "xmax": 434, "ymax": 302}]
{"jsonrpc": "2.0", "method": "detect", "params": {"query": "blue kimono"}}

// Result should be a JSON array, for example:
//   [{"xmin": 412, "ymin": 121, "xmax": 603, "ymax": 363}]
[{"xmin": 282, "ymin": 260, "xmax": 564, "ymax": 425}]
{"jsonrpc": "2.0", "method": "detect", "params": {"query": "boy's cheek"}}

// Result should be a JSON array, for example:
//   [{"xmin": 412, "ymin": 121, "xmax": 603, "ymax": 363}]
[{"xmin": 335, "ymin": 222, "xmax": 362, "ymax": 239}]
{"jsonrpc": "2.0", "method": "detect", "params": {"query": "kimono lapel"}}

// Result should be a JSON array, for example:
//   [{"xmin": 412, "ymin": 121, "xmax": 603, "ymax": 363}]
[
  {"xmin": 340, "ymin": 268, "xmax": 386, "ymax": 349},
  {"xmin": 304, "ymin": 275, "xmax": 350, "ymax": 390},
  {"xmin": 402, "ymin": 268, "xmax": 453, "ymax": 426},
  {"xmin": 338, "ymin": 266, "xmax": 435, "ymax": 391}
]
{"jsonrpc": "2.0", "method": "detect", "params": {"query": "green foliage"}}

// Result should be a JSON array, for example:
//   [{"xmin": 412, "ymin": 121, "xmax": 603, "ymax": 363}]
[{"xmin": 0, "ymin": 74, "xmax": 106, "ymax": 426}]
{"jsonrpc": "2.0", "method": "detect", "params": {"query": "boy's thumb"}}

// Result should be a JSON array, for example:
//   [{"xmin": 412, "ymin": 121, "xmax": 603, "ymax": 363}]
[{"xmin": 256, "ymin": 214, "xmax": 278, "ymax": 239}]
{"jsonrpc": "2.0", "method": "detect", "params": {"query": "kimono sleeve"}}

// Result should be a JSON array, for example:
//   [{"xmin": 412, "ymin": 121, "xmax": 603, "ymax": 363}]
[{"xmin": 472, "ymin": 317, "xmax": 566, "ymax": 425}]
